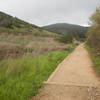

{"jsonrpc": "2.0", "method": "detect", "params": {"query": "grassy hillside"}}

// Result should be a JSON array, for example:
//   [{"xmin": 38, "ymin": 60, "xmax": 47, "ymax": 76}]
[
  {"xmin": 0, "ymin": 11, "xmax": 69, "ymax": 59},
  {"xmin": 0, "ymin": 11, "xmax": 76, "ymax": 100},
  {"xmin": 0, "ymin": 11, "xmax": 57, "ymax": 37},
  {"xmin": 43, "ymin": 23, "xmax": 88, "ymax": 40},
  {"xmin": 0, "ymin": 11, "xmax": 35, "ymax": 28}
]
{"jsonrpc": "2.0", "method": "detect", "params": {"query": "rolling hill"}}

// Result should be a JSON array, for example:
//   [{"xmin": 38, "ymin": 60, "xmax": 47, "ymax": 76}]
[
  {"xmin": 43, "ymin": 23, "xmax": 88, "ymax": 39},
  {"xmin": 0, "ymin": 11, "xmax": 67, "ymax": 59},
  {"xmin": 0, "ymin": 11, "xmax": 57, "ymax": 37},
  {"xmin": 0, "ymin": 11, "xmax": 37, "ymax": 30}
]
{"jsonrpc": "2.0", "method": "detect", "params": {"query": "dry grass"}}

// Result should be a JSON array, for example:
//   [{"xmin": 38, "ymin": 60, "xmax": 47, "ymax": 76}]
[
  {"xmin": 0, "ymin": 34, "xmax": 69, "ymax": 58},
  {"xmin": 25, "ymin": 39, "xmax": 68, "ymax": 55},
  {"xmin": 0, "ymin": 42, "xmax": 24, "ymax": 59}
]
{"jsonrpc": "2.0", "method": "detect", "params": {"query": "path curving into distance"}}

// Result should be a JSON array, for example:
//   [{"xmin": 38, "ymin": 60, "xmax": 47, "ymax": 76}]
[{"xmin": 32, "ymin": 44, "xmax": 100, "ymax": 100}]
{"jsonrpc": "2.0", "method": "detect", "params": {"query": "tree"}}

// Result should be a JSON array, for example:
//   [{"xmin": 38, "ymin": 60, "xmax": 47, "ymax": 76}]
[{"xmin": 87, "ymin": 7, "xmax": 100, "ymax": 56}]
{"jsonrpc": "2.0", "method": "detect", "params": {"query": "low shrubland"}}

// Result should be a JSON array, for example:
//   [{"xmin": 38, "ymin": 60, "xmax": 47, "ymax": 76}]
[{"xmin": 0, "ymin": 11, "xmax": 58, "ymax": 37}]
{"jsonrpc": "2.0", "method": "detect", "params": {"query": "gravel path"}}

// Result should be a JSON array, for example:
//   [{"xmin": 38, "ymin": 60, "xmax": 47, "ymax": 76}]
[{"xmin": 32, "ymin": 44, "xmax": 100, "ymax": 100}]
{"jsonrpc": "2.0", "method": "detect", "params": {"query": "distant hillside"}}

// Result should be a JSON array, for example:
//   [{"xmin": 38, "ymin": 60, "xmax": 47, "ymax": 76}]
[
  {"xmin": 0, "ymin": 11, "xmax": 57, "ymax": 37},
  {"xmin": 43, "ymin": 23, "xmax": 88, "ymax": 39},
  {"xmin": 0, "ymin": 11, "xmax": 37, "ymax": 28}
]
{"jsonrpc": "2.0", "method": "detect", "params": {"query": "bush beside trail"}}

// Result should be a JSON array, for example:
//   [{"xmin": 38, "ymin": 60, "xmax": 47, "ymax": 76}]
[{"xmin": 87, "ymin": 7, "xmax": 100, "ymax": 56}]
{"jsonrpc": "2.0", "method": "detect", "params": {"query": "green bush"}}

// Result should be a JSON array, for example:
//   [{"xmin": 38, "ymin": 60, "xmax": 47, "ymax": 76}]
[
  {"xmin": 56, "ymin": 34, "xmax": 73, "ymax": 43},
  {"xmin": 87, "ymin": 7, "xmax": 100, "ymax": 56}
]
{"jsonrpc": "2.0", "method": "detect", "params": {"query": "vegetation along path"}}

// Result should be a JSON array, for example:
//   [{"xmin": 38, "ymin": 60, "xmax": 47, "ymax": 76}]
[{"xmin": 32, "ymin": 44, "xmax": 100, "ymax": 100}]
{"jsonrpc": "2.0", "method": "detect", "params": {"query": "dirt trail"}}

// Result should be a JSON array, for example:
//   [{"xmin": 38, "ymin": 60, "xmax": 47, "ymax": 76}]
[{"xmin": 32, "ymin": 44, "xmax": 100, "ymax": 100}]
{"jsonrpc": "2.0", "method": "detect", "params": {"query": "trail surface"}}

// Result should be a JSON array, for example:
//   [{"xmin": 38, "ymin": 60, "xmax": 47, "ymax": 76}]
[{"xmin": 33, "ymin": 44, "xmax": 100, "ymax": 100}]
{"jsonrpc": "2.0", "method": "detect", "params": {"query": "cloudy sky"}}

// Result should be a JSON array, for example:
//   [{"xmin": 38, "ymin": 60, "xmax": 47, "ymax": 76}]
[{"xmin": 0, "ymin": 0, "xmax": 100, "ymax": 26}]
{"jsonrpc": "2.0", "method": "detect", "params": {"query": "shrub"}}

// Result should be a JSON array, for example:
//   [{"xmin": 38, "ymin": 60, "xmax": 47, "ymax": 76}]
[
  {"xmin": 56, "ymin": 34, "xmax": 73, "ymax": 43},
  {"xmin": 87, "ymin": 7, "xmax": 100, "ymax": 56}
]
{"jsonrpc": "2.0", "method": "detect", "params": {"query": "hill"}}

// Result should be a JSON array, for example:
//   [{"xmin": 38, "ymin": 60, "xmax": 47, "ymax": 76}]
[
  {"xmin": 0, "ymin": 11, "xmax": 36, "ymax": 28},
  {"xmin": 0, "ymin": 11, "xmax": 57, "ymax": 37},
  {"xmin": 0, "ymin": 11, "xmax": 69, "ymax": 59},
  {"xmin": 43, "ymin": 23, "xmax": 88, "ymax": 40}
]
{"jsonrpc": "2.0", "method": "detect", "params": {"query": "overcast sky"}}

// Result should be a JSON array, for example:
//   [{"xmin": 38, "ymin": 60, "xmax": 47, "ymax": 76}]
[{"xmin": 0, "ymin": 0, "xmax": 100, "ymax": 26}]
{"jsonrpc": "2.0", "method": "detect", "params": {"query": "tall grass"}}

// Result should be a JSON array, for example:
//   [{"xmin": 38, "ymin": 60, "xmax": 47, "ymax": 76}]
[
  {"xmin": 0, "ymin": 50, "xmax": 72, "ymax": 100},
  {"xmin": 0, "ymin": 26, "xmax": 58, "ymax": 37},
  {"xmin": 86, "ymin": 45, "xmax": 100, "ymax": 75}
]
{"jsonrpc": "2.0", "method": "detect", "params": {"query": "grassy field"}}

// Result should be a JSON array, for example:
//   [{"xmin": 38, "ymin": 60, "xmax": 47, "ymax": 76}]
[
  {"xmin": 0, "ymin": 11, "xmax": 77, "ymax": 100},
  {"xmin": 0, "ymin": 26, "xmax": 58, "ymax": 37},
  {"xmin": 0, "ymin": 34, "xmax": 70, "ymax": 58},
  {"xmin": 86, "ymin": 45, "xmax": 100, "ymax": 75},
  {"xmin": 0, "ymin": 49, "xmax": 74, "ymax": 100}
]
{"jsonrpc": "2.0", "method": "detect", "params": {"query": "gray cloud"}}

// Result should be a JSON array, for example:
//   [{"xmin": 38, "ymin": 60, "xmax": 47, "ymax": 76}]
[{"xmin": 0, "ymin": 0, "xmax": 100, "ymax": 26}]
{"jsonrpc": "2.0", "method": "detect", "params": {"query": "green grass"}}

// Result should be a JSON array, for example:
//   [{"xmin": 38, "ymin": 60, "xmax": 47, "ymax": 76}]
[
  {"xmin": 0, "ymin": 50, "xmax": 72, "ymax": 100},
  {"xmin": 86, "ymin": 45, "xmax": 100, "ymax": 75}
]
